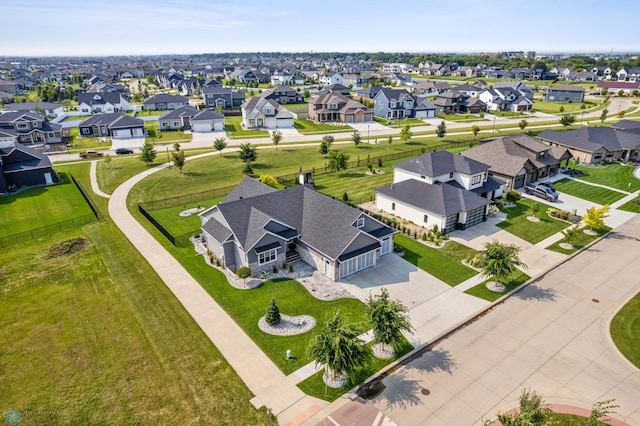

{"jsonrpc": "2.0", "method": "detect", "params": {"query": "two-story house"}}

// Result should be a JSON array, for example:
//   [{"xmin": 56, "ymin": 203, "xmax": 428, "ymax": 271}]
[
  {"xmin": 543, "ymin": 85, "xmax": 585, "ymax": 103},
  {"xmin": 158, "ymin": 106, "xmax": 225, "ymax": 132},
  {"xmin": 308, "ymin": 91, "xmax": 373, "ymax": 124},
  {"xmin": 616, "ymin": 67, "xmax": 640, "ymax": 82},
  {"xmin": 375, "ymin": 151, "xmax": 503, "ymax": 234},
  {"xmin": 373, "ymin": 88, "xmax": 417, "ymax": 120},
  {"xmin": 2, "ymin": 102, "xmax": 65, "ymax": 119},
  {"xmin": 432, "ymin": 91, "xmax": 487, "ymax": 114},
  {"xmin": 262, "ymin": 86, "xmax": 303, "ymax": 104},
  {"xmin": 0, "ymin": 139, "xmax": 57, "ymax": 193},
  {"xmin": 0, "ymin": 111, "xmax": 63, "ymax": 146},
  {"xmin": 241, "ymin": 93, "xmax": 294, "ymax": 129},
  {"xmin": 77, "ymin": 92, "xmax": 131, "ymax": 114},
  {"xmin": 143, "ymin": 94, "xmax": 189, "ymax": 111},
  {"xmin": 202, "ymin": 86, "xmax": 245, "ymax": 109},
  {"xmin": 479, "ymin": 87, "xmax": 533, "ymax": 112},
  {"xmin": 318, "ymin": 73, "xmax": 344, "ymax": 86}
]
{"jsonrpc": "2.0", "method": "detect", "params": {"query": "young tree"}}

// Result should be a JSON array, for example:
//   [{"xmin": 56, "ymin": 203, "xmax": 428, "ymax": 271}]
[
  {"xmin": 239, "ymin": 142, "xmax": 258, "ymax": 163},
  {"xmin": 387, "ymin": 135, "xmax": 393, "ymax": 149},
  {"xmin": 518, "ymin": 119, "xmax": 529, "ymax": 133},
  {"xmin": 172, "ymin": 149, "xmax": 185, "ymax": 173},
  {"xmin": 496, "ymin": 388, "xmax": 551, "ymax": 426},
  {"xmin": 561, "ymin": 226, "xmax": 581, "ymax": 247},
  {"xmin": 617, "ymin": 109, "xmax": 626, "ymax": 119},
  {"xmin": 601, "ymin": 87, "xmax": 609, "ymax": 96},
  {"xmin": 265, "ymin": 298, "xmax": 281, "ymax": 326},
  {"xmin": 173, "ymin": 142, "xmax": 181, "ymax": 152},
  {"xmin": 243, "ymin": 162, "xmax": 254, "ymax": 175},
  {"xmin": 366, "ymin": 288, "xmax": 413, "ymax": 356},
  {"xmin": 352, "ymin": 131, "xmax": 362, "ymax": 147},
  {"xmin": 436, "ymin": 120, "xmax": 447, "ymax": 138},
  {"xmin": 319, "ymin": 140, "xmax": 329, "ymax": 154},
  {"xmin": 328, "ymin": 150, "xmax": 349, "ymax": 173},
  {"xmin": 139, "ymin": 141, "xmax": 157, "ymax": 165},
  {"xmin": 600, "ymin": 108, "xmax": 609, "ymax": 124},
  {"xmin": 104, "ymin": 153, "xmax": 112, "ymax": 169},
  {"xmin": 559, "ymin": 105, "xmax": 565, "ymax": 113},
  {"xmin": 399, "ymin": 124, "xmax": 412, "ymax": 142},
  {"xmin": 322, "ymin": 135, "xmax": 334, "ymax": 151},
  {"xmin": 236, "ymin": 266, "xmax": 252, "ymax": 285},
  {"xmin": 259, "ymin": 174, "xmax": 279, "ymax": 189},
  {"xmin": 481, "ymin": 240, "xmax": 527, "ymax": 285},
  {"xmin": 213, "ymin": 136, "xmax": 227, "ymax": 155},
  {"xmin": 271, "ymin": 130, "xmax": 283, "ymax": 150},
  {"xmin": 303, "ymin": 89, "xmax": 310, "ymax": 99},
  {"xmin": 587, "ymin": 399, "xmax": 619, "ymax": 426},
  {"xmin": 582, "ymin": 204, "xmax": 610, "ymax": 231},
  {"xmin": 559, "ymin": 114, "xmax": 576, "ymax": 129},
  {"xmin": 529, "ymin": 202, "xmax": 540, "ymax": 219},
  {"xmin": 470, "ymin": 124, "xmax": 480, "ymax": 139},
  {"xmin": 307, "ymin": 310, "xmax": 371, "ymax": 386}
]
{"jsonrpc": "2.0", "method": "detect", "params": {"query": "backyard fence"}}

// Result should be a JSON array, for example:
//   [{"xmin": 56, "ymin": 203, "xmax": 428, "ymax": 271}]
[
  {"xmin": 0, "ymin": 214, "xmax": 98, "ymax": 248},
  {"xmin": 137, "ymin": 204, "xmax": 195, "ymax": 247}
]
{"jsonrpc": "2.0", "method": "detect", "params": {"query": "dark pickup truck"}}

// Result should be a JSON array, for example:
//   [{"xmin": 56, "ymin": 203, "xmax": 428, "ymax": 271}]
[{"xmin": 524, "ymin": 183, "xmax": 559, "ymax": 202}]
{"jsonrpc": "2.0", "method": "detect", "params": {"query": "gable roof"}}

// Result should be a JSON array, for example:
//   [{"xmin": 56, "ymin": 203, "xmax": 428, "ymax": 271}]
[
  {"xmin": 394, "ymin": 150, "xmax": 488, "ymax": 177},
  {"xmin": 376, "ymin": 179, "xmax": 491, "ymax": 217},
  {"xmin": 158, "ymin": 105, "xmax": 198, "ymax": 120},
  {"xmin": 547, "ymin": 84, "xmax": 584, "ymax": 93},
  {"xmin": 538, "ymin": 127, "xmax": 640, "ymax": 152},
  {"xmin": 143, "ymin": 93, "xmax": 188, "ymax": 105},
  {"xmin": 78, "ymin": 113, "xmax": 143, "ymax": 129},
  {"xmin": 77, "ymin": 91, "xmax": 125, "ymax": 105},
  {"xmin": 1, "ymin": 141, "xmax": 53, "ymax": 172}
]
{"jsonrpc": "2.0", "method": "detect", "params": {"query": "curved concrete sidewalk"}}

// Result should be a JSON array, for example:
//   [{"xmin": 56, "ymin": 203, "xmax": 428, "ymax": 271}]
[
  {"xmin": 107, "ymin": 153, "xmax": 323, "ymax": 425},
  {"xmin": 90, "ymin": 160, "xmax": 111, "ymax": 198}
]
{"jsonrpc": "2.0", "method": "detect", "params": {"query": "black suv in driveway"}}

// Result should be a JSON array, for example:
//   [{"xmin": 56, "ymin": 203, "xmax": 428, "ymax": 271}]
[{"xmin": 115, "ymin": 147, "xmax": 134, "ymax": 155}]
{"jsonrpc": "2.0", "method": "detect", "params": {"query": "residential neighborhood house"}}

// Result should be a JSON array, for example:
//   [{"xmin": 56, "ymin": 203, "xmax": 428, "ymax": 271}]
[
  {"xmin": 78, "ymin": 113, "xmax": 145, "ymax": 139},
  {"xmin": 158, "ymin": 106, "xmax": 224, "ymax": 132},
  {"xmin": 241, "ymin": 92, "xmax": 294, "ymax": 129}
]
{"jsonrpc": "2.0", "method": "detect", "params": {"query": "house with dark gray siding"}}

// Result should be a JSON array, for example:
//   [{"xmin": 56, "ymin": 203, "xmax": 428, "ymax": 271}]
[
  {"xmin": 0, "ymin": 140, "xmax": 57, "ymax": 193},
  {"xmin": 200, "ymin": 178, "xmax": 395, "ymax": 280},
  {"xmin": 203, "ymin": 86, "xmax": 245, "ymax": 109},
  {"xmin": 544, "ymin": 85, "xmax": 584, "ymax": 103}
]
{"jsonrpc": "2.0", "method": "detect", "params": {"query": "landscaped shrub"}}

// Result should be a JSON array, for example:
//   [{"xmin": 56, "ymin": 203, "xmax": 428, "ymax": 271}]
[
  {"xmin": 272, "ymin": 264, "xmax": 278, "ymax": 273},
  {"xmin": 342, "ymin": 192, "xmax": 349, "ymax": 202},
  {"xmin": 421, "ymin": 233, "xmax": 427, "ymax": 241},
  {"xmin": 266, "ymin": 298, "xmax": 281, "ymax": 326},
  {"xmin": 505, "ymin": 191, "xmax": 522, "ymax": 202}
]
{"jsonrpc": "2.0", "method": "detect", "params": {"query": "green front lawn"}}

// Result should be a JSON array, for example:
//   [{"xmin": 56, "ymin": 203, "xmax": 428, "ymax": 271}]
[
  {"xmin": 497, "ymin": 199, "xmax": 571, "ymax": 244},
  {"xmin": 130, "ymin": 109, "xmax": 166, "ymax": 117},
  {"xmin": 225, "ymin": 116, "xmax": 270, "ymax": 138},
  {"xmin": 373, "ymin": 117, "xmax": 426, "ymax": 128},
  {"xmin": 61, "ymin": 115, "xmax": 91, "ymax": 122},
  {"xmin": 546, "ymin": 226, "xmax": 611, "ymax": 255},
  {"xmin": 553, "ymin": 178, "xmax": 627, "ymax": 204},
  {"xmin": 294, "ymin": 119, "xmax": 352, "ymax": 134},
  {"xmin": 435, "ymin": 113, "xmax": 486, "ymax": 122},
  {"xmin": 146, "ymin": 196, "xmax": 224, "ymax": 237},
  {"xmin": 572, "ymin": 163, "xmax": 640, "ymax": 192},
  {"xmin": 0, "ymin": 172, "xmax": 95, "ymax": 237},
  {"xmin": 487, "ymin": 110, "xmax": 530, "ymax": 118},
  {"xmin": 618, "ymin": 196, "xmax": 640, "ymax": 213},
  {"xmin": 0, "ymin": 223, "xmax": 265, "ymax": 425},
  {"xmin": 463, "ymin": 270, "xmax": 530, "ymax": 302},
  {"xmin": 611, "ymin": 288, "xmax": 640, "ymax": 368},
  {"xmin": 533, "ymin": 100, "xmax": 598, "ymax": 114},
  {"xmin": 144, "ymin": 122, "xmax": 192, "ymax": 143},
  {"xmin": 282, "ymin": 103, "xmax": 309, "ymax": 113},
  {"xmin": 394, "ymin": 235, "xmax": 479, "ymax": 286}
]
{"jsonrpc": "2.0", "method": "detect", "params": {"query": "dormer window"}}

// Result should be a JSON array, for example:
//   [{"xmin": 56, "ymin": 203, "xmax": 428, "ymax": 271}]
[
  {"xmin": 538, "ymin": 152, "xmax": 545, "ymax": 159},
  {"xmin": 390, "ymin": 101, "xmax": 396, "ymax": 108},
  {"xmin": 472, "ymin": 175, "xmax": 481, "ymax": 185},
  {"xmin": 356, "ymin": 217, "xmax": 365, "ymax": 228},
  {"xmin": 328, "ymin": 103, "xmax": 337, "ymax": 109}
]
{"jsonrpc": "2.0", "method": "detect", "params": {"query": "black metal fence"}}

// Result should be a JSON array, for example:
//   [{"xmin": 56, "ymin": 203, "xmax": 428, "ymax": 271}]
[
  {"xmin": 140, "ymin": 185, "xmax": 236, "ymax": 211},
  {"xmin": 138, "ymin": 204, "xmax": 195, "ymax": 247},
  {"xmin": 0, "ymin": 214, "xmax": 98, "ymax": 248},
  {"xmin": 70, "ymin": 174, "xmax": 102, "ymax": 220}
]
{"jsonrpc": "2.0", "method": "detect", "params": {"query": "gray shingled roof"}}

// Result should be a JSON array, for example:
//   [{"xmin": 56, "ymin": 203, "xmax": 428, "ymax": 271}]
[
  {"xmin": 538, "ymin": 127, "xmax": 640, "ymax": 152},
  {"xmin": 1, "ymin": 142, "xmax": 53, "ymax": 171},
  {"xmin": 78, "ymin": 113, "xmax": 143, "ymax": 128},
  {"xmin": 376, "ymin": 179, "xmax": 491, "ymax": 217},
  {"xmin": 143, "ymin": 93, "xmax": 188, "ymax": 105},
  {"xmin": 221, "ymin": 176, "xmax": 277, "ymax": 203},
  {"xmin": 158, "ymin": 106, "xmax": 198, "ymax": 120},
  {"xmin": 394, "ymin": 150, "xmax": 489, "ymax": 177}
]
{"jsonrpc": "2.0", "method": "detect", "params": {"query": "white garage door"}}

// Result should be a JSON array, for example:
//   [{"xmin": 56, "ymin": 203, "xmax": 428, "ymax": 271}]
[
  {"xmin": 192, "ymin": 122, "xmax": 212, "ymax": 132},
  {"xmin": 339, "ymin": 251, "xmax": 375, "ymax": 279}
]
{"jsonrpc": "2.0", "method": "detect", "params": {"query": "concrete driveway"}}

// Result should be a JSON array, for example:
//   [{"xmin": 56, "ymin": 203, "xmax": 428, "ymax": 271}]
[{"xmin": 110, "ymin": 137, "xmax": 145, "ymax": 150}]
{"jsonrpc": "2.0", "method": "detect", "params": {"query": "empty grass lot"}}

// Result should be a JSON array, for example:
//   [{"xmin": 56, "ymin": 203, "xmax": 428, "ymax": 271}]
[
  {"xmin": 533, "ymin": 100, "xmax": 598, "ymax": 114},
  {"xmin": 0, "ymin": 172, "xmax": 94, "ymax": 238},
  {"xmin": 618, "ymin": 196, "xmax": 640, "ymax": 213},
  {"xmin": 394, "ymin": 235, "xmax": 479, "ymax": 286},
  {"xmin": 294, "ymin": 118, "xmax": 352, "ymax": 134},
  {"xmin": 0, "ymin": 224, "xmax": 266, "ymax": 425},
  {"xmin": 497, "ymin": 199, "xmax": 571, "ymax": 244},
  {"xmin": 573, "ymin": 163, "xmax": 640, "ymax": 192},
  {"xmin": 463, "ymin": 270, "xmax": 530, "ymax": 302},
  {"xmin": 553, "ymin": 178, "xmax": 627, "ymax": 204},
  {"xmin": 546, "ymin": 226, "xmax": 611, "ymax": 255},
  {"xmin": 611, "ymin": 289, "xmax": 640, "ymax": 369},
  {"xmin": 225, "ymin": 116, "xmax": 270, "ymax": 138}
]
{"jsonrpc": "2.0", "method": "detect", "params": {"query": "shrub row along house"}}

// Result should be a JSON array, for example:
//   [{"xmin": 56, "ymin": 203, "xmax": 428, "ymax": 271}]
[{"xmin": 200, "ymin": 178, "xmax": 395, "ymax": 281}]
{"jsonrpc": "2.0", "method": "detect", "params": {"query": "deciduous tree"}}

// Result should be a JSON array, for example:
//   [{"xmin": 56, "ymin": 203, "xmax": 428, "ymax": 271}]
[
  {"xmin": 481, "ymin": 240, "xmax": 527, "ymax": 285},
  {"xmin": 271, "ymin": 130, "xmax": 283, "ymax": 150},
  {"xmin": 213, "ymin": 136, "xmax": 227, "ymax": 155},
  {"xmin": 366, "ymin": 288, "xmax": 413, "ymax": 356},
  {"xmin": 139, "ymin": 141, "xmax": 156, "ymax": 165}
]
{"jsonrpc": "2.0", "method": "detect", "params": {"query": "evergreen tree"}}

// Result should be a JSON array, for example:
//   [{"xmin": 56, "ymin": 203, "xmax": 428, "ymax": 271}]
[
  {"xmin": 139, "ymin": 141, "xmax": 156, "ymax": 165},
  {"xmin": 436, "ymin": 120, "xmax": 447, "ymax": 138},
  {"xmin": 265, "ymin": 298, "xmax": 281, "ymax": 326},
  {"xmin": 352, "ymin": 131, "xmax": 362, "ymax": 147},
  {"xmin": 239, "ymin": 142, "xmax": 258, "ymax": 163}
]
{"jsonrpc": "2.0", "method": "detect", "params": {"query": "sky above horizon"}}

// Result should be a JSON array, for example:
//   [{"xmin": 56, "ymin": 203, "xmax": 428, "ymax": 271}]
[{"xmin": 3, "ymin": 0, "xmax": 639, "ymax": 57}]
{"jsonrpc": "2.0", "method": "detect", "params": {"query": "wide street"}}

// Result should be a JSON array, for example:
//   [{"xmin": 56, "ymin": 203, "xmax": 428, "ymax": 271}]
[{"xmin": 312, "ymin": 215, "xmax": 640, "ymax": 425}]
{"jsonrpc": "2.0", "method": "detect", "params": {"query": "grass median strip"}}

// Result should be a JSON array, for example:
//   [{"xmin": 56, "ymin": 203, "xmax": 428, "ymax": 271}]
[{"xmin": 463, "ymin": 270, "xmax": 530, "ymax": 302}]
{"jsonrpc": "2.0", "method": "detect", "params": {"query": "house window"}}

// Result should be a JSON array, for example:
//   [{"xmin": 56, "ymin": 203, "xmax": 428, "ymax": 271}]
[
  {"xmin": 449, "ymin": 172, "xmax": 454, "ymax": 178},
  {"xmin": 47, "ymin": 132, "xmax": 54, "ymax": 138},
  {"xmin": 391, "ymin": 202, "xmax": 395, "ymax": 211},
  {"xmin": 472, "ymin": 175, "xmax": 482, "ymax": 185},
  {"xmin": 258, "ymin": 248, "xmax": 277, "ymax": 265},
  {"xmin": 423, "ymin": 214, "xmax": 428, "ymax": 223},
  {"xmin": 249, "ymin": 119, "xmax": 255, "ymax": 125},
  {"xmin": 420, "ymin": 175, "xmax": 425, "ymax": 179},
  {"xmin": 356, "ymin": 217, "xmax": 365, "ymax": 228},
  {"xmin": 82, "ymin": 128, "xmax": 90, "ymax": 135},
  {"xmin": 16, "ymin": 123, "xmax": 28, "ymax": 130},
  {"xmin": 538, "ymin": 152, "xmax": 545, "ymax": 159},
  {"xmin": 391, "ymin": 101, "xmax": 396, "ymax": 108}
]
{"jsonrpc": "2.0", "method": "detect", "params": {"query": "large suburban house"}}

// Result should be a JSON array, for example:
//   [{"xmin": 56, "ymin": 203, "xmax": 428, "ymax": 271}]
[
  {"xmin": 463, "ymin": 135, "xmax": 572, "ymax": 190},
  {"xmin": 2, "ymin": 102, "xmax": 65, "ymax": 119},
  {"xmin": 373, "ymin": 88, "xmax": 418, "ymax": 120},
  {"xmin": 78, "ymin": 92, "xmax": 131, "ymax": 114},
  {"xmin": 199, "ymin": 177, "xmax": 395, "ymax": 280},
  {"xmin": 308, "ymin": 91, "xmax": 373, "ymax": 124},
  {"xmin": 241, "ymin": 93, "xmax": 294, "ymax": 129},
  {"xmin": 0, "ymin": 111, "xmax": 63, "ymax": 146},
  {"xmin": 538, "ymin": 122, "xmax": 640, "ymax": 164},
  {"xmin": 543, "ymin": 85, "xmax": 585, "ymax": 103},
  {"xmin": 318, "ymin": 73, "xmax": 344, "ymax": 86},
  {"xmin": 143, "ymin": 94, "xmax": 189, "ymax": 111},
  {"xmin": 0, "ymin": 140, "xmax": 57, "ymax": 193},
  {"xmin": 433, "ymin": 91, "xmax": 487, "ymax": 114},
  {"xmin": 375, "ymin": 151, "xmax": 501, "ymax": 234},
  {"xmin": 78, "ymin": 113, "xmax": 145, "ymax": 139},
  {"xmin": 158, "ymin": 106, "xmax": 224, "ymax": 132},
  {"xmin": 479, "ymin": 87, "xmax": 533, "ymax": 112},
  {"xmin": 262, "ymin": 86, "xmax": 303, "ymax": 104},
  {"xmin": 616, "ymin": 66, "xmax": 640, "ymax": 82},
  {"xmin": 597, "ymin": 81, "xmax": 640, "ymax": 94},
  {"xmin": 203, "ymin": 86, "xmax": 245, "ymax": 109}
]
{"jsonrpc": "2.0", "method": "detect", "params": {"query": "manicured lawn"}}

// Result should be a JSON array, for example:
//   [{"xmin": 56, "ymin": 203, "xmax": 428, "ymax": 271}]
[
  {"xmin": 497, "ymin": 198, "xmax": 571, "ymax": 244},
  {"xmin": 572, "ymin": 163, "xmax": 640, "ymax": 192},
  {"xmin": 294, "ymin": 119, "xmax": 352, "ymax": 134},
  {"xmin": 146, "ymin": 196, "xmax": 224, "ymax": 237},
  {"xmin": 372, "ymin": 117, "xmax": 426, "ymax": 128},
  {"xmin": 144, "ymin": 122, "xmax": 192, "ymax": 143},
  {"xmin": 618, "ymin": 195, "xmax": 640, "ymax": 213},
  {"xmin": 394, "ymin": 235, "xmax": 479, "ymax": 286},
  {"xmin": 487, "ymin": 110, "xmax": 529, "ymax": 118},
  {"xmin": 533, "ymin": 100, "xmax": 598, "ymax": 114},
  {"xmin": 435, "ymin": 113, "xmax": 486, "ymax": 122},
  {"xmin": 282, "ymin": 103, "xmax": 309, "ymax": 113},
  {"xmin": 61, "ymin": 115, "xmax": 91, "ymax": 122},
  {"xmin": 553, "ymin": 178, "xmax": 627, "ymax": 204},
  {"xmin": 463, "ymin": 270, "xmax": 530, "ymax": 302},
  {"xmin": 225, "ymin": 116, "xmax": 270, "ymax": 138},
  {"xmin": 0, "ymin": 223, "xmax": 266, "ymax": 425},
  {"xmin": 546, "ymin": 226, "xmax": 611, "ymax": 255},
  {"xmin": 130, "ymin": 109, "xmax": 165, "ymax": 117},
  {"xmin": 297, "ymin": 338, "xmax": 413, "ymax": 402},
  {"xmin": 313, "ymin": 166, "xmax": 394, "ymax": 205},
  {"xmin": 611, "ymin": 288, "xmax": 640, "ymax": 368},
  {"xmin": 0, "ymin": 172, "xmax": 95, "ymax": 238}
]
